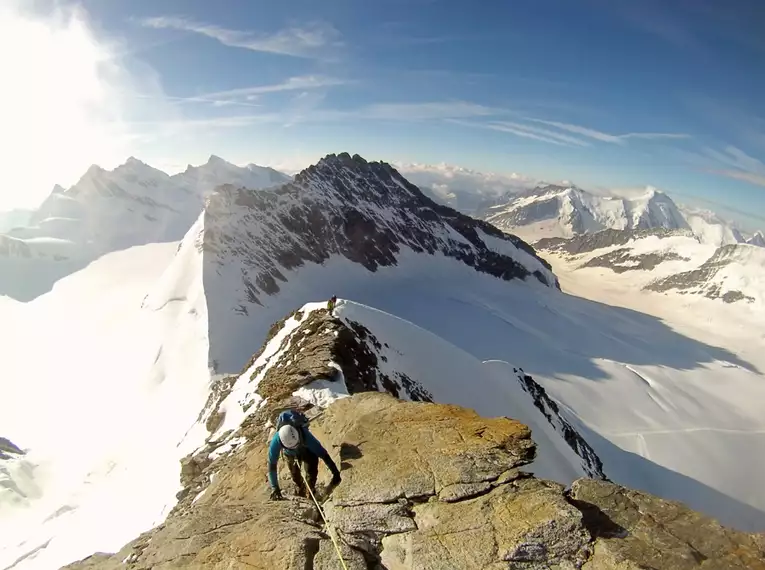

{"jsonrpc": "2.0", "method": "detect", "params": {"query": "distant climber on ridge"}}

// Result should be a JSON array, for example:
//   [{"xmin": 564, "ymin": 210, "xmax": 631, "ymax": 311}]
[
  {"xmin": 268, "ymin": 409, "xmax": 341, "ymax": 500},
  {"xmin": 327, "ymin": 295, "xmax": 337, "ymax": 313}
]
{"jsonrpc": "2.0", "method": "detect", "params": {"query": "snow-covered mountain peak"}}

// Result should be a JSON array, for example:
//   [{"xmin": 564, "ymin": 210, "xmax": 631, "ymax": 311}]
[
  {"xmin": 166, "ymin": 152, "xmax": 557, "ymax": 371},
  {"xmin": 0, "ymin": 155, "xmax": 291, "ymax": 300},
  {"xmin": 748, "ymin": 231, "xmax": 765, "ymax": 248},
  {"xmin": 293, "ymin": 152, "xmax": 421, "ymax": 204},
  {"xmin": 82, "ymin": 163, "xmax": 105, "ymax": 179},
  {"xmin": 485, "ymin": 183, "xmax": 691, "ymax": 241}
]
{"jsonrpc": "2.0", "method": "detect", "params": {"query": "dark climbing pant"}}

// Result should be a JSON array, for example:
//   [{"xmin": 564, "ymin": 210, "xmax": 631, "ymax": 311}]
[{"xmin": 286, "ymin": 450, "xmax": 319, "ymax": 496}]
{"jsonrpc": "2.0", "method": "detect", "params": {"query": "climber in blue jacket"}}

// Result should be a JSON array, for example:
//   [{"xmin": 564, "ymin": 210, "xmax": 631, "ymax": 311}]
[{"xmin": 268, "ymin": 410, "xmax": 341, "ymax": 500}]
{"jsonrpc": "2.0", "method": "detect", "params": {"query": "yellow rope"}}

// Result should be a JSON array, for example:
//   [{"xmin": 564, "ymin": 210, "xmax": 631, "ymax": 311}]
[{"xmin": 300, "ymin": 469, "xmax": 349, "ymax": 570}]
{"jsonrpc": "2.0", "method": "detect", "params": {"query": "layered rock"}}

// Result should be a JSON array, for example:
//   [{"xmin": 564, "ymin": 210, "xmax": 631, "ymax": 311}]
[
  {"xmin": 63, "ymin": 308, "xmax": 765, "ymax": 570},
  {"xmin": 64, "ymin": 390, "xmax": 765, "ymax": 570}
]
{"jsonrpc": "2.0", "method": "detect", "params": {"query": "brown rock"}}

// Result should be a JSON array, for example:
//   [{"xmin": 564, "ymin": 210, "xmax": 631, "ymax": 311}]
[
  {"xmin": 571, "ymin": 479, "xmax": 765, "ymax": 570},
  {"xmin": 318, "ymin": 392, "xmax": 536, "ymax": 506}
]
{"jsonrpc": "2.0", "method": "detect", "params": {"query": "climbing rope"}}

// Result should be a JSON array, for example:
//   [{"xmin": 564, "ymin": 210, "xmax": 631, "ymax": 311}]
[{"xmin": 300, "ymin": 468, "xmax": 349, "ymax": 570}]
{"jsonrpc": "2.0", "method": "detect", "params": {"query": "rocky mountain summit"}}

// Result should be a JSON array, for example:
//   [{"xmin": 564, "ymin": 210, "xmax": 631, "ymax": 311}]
[
  {"xmin": 187, "ymin": 152, "xmax": 557, "ymax": 373},
  {"xmin": 202, "ymin": 152, "xmax": 557, "ymax": 305},
  {"xmin": 63, "ymin": 307, "xmax": 765, "ymax": 570}
]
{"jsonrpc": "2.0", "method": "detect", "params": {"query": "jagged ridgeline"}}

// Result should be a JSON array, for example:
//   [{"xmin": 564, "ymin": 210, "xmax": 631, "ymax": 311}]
[{"xmin": 64, "ymin": 304, "xmax": 765, "ymax": 570}]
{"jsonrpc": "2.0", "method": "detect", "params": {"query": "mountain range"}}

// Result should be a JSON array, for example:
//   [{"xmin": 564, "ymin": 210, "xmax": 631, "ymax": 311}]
[
  {"xmin": 1, "ymin": 153, "xmax": 764, "ymax": 569},
  {"xmin": 479, "ymin": 183, "xmax": 760, "ymax": 248},
  {"xmin": 0, "ymin": 155, "xmax": 290, "ymax": 301}
]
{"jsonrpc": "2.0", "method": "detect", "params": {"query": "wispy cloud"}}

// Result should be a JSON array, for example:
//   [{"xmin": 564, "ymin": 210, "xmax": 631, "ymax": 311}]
[
  {"xmin": 141, "ymin": 17, "xmax": 342, "ymax": 58},
  {"xmin": 203, "ymin": 75, "xmax": 350, "ymax": 101},
  {"xmin": 130, "ymin": 75, "xmax": 348, "ymax": 109},
  {"xmin": 487, "ymin": 121, "xmax": 590, "ymax": 146},
  {"xmin": 450, "ymin": 119, "xmax": 590, "ymax": 146},
  {"xmin": 357, "ymin": 101, "xmax": 497, "ymax": 121},
  {"xmin": 128, "ymin": 100, "xmax": 503, "ymax": 133},
  {"xmin": 673, "ymin": 144, "xmax": 765, "ymax": 189},
  {"xmin": 528, "ymin": 118, "xmax": 690, "ymax": 144},
  {"xmin": 704, "ymin": 146, "xmax": 765, "ymax": 188}
]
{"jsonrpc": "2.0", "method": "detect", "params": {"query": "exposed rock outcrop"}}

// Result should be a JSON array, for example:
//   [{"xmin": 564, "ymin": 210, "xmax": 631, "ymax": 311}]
[
  {"xmin": 62, "ymin": 308, "xmax": 765, "ymax": 570},
  {"xmin": 536, "ymin": 227, "xmax": 692, "ymax": 256},
  {"xmin": 646, "ymin": 243, "xmax": 761, "ymax": 304},
  {"xmin": 64, "ymin": 391, "xmax": 765, "ymax": 570}
]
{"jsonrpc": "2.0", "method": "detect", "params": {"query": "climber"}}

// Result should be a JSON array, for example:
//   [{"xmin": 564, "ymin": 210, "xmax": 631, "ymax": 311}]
[
  {"xmin": 327, "ymin": 295, "xmax": 337, "ymax": 313},
  {"xmin": 268, "ymin": 409, "xmax": 341, "ymax": 501}
]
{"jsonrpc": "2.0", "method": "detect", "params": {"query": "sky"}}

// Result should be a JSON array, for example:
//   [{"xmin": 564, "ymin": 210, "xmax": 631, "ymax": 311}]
[{"xmin": 1, "ymin": 0, "xmax": 764, "ymax": 229}]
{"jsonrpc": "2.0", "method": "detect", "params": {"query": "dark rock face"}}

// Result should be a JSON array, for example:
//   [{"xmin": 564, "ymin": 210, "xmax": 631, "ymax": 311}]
[
  {"xmin": 536, "ymin": 227, "xmax": 692, "ymax": 255},
  {"xmin": 646, "ymin": 244, "xmax": 756, "ymax": 303},
  {"xmin": 582, "ymin": 248, "xmax": 689, "ymax": 273},
  {"xmin": 0, "ymin": 436, "xmax": 24, "ymax": 460},
  {"xmin": 202, "ymin": 153, "xmax": 558, "ymax": 310},
  {"xmin": 62, "ymin": 307, "xmax": 765, "ymax": 570},
  {"xmin": 514, "ymin": 369, "xmax": 607, "ymax": 479}
]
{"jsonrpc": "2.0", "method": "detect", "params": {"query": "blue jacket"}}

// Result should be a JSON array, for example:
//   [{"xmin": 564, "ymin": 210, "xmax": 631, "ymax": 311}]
[{"xmin": 267, "ymin": 427, "xmax": 334, "ymax": 489}]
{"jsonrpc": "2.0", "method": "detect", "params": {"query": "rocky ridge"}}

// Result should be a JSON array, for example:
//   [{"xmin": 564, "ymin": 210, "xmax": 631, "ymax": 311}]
[
  {"xmin": 536, "ymin": 227, "xmax": 694, "ymax": 256},
  {"xmin": 646, "ymin": 243, "xmax": 761, "ymax": 304},
  {"xmin": 201, "ymin": 153, "xmax": 557, "ymax": 311},
  {"xmin": 63, "ymin": 307, "xmax": 765, "ymax": 570}
]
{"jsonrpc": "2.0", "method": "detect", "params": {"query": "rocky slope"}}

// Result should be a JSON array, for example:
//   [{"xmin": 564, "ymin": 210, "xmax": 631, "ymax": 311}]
[
  {"xmin": 536, "ymin": 229, "xmax": 764, "ymax": 305},
  {"xmin": 189, "ymin": 152, "xmax": 557, "ymax": 372},
  {"xmin": 63, "ymin": 307, "xmax": 765, "ymax": 570},
  {"xmin": 748, "ymin": 231, "xmax": 765, "ymax": 248},
  {"xmin": 536, "ymin": 228, "xmax": 696, "ymax": 275},
  {"xmin": 646, "ymin": 243, "xmax": 764, "ymax": 304}
]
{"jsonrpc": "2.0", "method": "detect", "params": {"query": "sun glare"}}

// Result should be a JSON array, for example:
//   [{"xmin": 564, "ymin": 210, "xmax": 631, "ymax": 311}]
[{"xmin": 0, "ymin": 3, "xmax": 130, "ymax": 209}]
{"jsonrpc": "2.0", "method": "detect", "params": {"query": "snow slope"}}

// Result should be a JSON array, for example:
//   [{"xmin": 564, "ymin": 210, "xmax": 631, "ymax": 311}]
[
  {"xmin": 3, "ymin": 152, "xmax": 765, "ymax": 570},
  {"xmin": 0, "ymin": 240, "xmax": 213, "ymax": 570},
  {"xmin": 680, "ymin": 206, "xmax": 745, "ymax": 246},
  {"xmin": 537, "ymin": 229, "xmax": 765, "ymax": 306},
  {"xmin": 0, "ymin": 209, "xmax": 32, "ymax": 233}
]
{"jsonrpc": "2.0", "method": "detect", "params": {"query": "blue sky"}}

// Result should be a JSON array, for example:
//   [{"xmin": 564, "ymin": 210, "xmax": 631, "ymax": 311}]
[{"xmin": 4, "ymin": 0, "xmax": 765, "ymax": 229}]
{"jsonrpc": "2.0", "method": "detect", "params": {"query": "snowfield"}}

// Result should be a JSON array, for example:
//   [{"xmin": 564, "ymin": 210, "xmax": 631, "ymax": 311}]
[
  {"xmin": 3, "ymin": 241, "xmax": 765, "ymax": 570},
  {"xmin": 1, "ymin": 156, "xmax": 764, "ymax": 569}
]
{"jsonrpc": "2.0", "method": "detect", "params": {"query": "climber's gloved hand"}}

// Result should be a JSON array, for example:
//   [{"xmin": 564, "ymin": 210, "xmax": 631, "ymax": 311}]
[
  {"xmin": 330, "ymin": 472, "xmax": 342, "ymax": 487},
  {"xmin": 270, "ymin": 488, "xmax": 284, "ymax": 501}
]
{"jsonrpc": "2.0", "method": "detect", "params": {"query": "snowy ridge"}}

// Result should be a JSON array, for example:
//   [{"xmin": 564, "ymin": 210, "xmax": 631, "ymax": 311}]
[
  {"xmin": 0, "ymin": 156, "xmax": 290, "ymax": 301},
  {"xmin": 748, "ymin": 231, "xmax": 765, "ymax": 247},
  {"xmin": 680, "ymin": 205, "xmax": 746, "ymax": 247},
  {"xmin": 481, "ymin": 184, "xmax": 763, "ymax": 250},
  {"xmin": 333, "ymin": 301, "xmax": 606, "ymax": 481},
  {"xmin": 484, "ymin": 185, "xmax": 690, "ymax": 240},
  {"xmin": 179, "ymin": 298, "xmax": 605, "ymax": 511}
]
